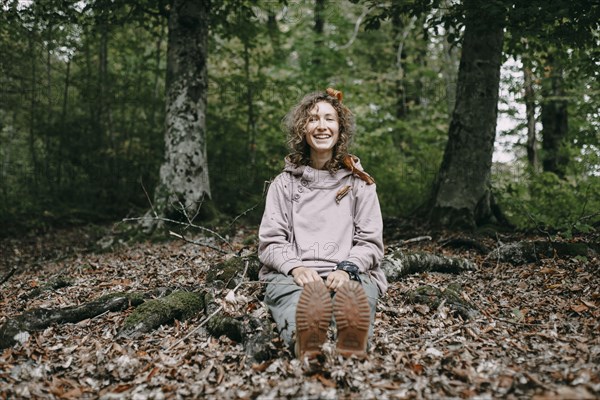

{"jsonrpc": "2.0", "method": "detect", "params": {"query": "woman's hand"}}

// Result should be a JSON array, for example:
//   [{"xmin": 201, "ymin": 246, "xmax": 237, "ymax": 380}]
[
  {"xmin": 291, "ymin": 267, "xmax": 322, "ymax": 287},
  {"xmin": 326, "ymin": 270, "xmax": 350, "ymax": 292}
]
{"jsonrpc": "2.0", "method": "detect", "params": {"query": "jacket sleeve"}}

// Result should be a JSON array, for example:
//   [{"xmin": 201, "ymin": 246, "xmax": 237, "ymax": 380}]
[
  {"xmin": 258, "ymin": 175, "xmax": 303, "ymax": 275},
  {"xmin": 346, "ymin": 180, "xmax": 384, "ymax": 273}
]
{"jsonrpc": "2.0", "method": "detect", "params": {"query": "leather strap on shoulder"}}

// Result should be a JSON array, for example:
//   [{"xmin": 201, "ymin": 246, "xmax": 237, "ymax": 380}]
[{"xmin": 342, "ymin": 154, "xmax": 375, "ymax": 185}]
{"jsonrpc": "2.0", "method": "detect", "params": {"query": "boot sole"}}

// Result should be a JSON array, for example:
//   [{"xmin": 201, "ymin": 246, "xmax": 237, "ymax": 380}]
[
  {"xmin": 295, "ymin": 280, "xmax": 332, "ymax": 358},
  {"xmin": 334, "ymin": 281, "xmax": 370, "ymax": 357}
]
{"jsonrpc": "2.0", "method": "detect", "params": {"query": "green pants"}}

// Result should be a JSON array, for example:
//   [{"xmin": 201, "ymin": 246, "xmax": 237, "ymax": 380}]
[{"xmin": 263, "ymin": 273, "xmax": 380, "ymax": 346}]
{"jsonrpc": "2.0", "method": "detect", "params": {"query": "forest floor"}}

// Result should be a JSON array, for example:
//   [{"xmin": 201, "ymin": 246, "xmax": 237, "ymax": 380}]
[{"xmin": 0, "ymin": 223, "xmax": 598, "ymax": 399}]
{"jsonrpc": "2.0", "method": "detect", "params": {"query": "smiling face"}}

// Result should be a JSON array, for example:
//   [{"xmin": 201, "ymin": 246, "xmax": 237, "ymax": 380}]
[{"xmin": 305, "ymin": 101, "xmax": 340, "ymax": 160}]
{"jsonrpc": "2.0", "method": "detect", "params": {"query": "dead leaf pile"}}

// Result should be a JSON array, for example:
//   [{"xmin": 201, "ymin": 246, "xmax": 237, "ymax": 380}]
[{"xmin": 0, "ymin": 226, "xmax": 598, "ymax": 399}]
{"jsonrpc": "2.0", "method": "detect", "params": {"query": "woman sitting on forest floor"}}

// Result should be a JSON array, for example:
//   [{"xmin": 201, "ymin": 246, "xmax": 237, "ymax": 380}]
[{"xmin": 258, "ymin": 88, "xmax": 388, "ymax": 358}]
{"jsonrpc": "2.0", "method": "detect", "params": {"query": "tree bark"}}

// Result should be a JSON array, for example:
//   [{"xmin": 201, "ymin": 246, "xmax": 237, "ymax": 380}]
[
  {"xmin": 381, "ymin": 250, "xmax": 476, "ymax": 283},
  {"xmin": 486, "ymin": 240, "xmax": 596, "ymax": 266},
  {"xmin": 57, "ymin": 59, "xmax": 71, "ymax": 188},
  {"xmin": 149, "ymin": 0, "xmax": 211, "ymax": 224},
  {"xmin": 243, "ymin": 43, "xmax": 257, "ymax": 169},
  {"xmin": 428, "ymin": 4, "xmax": 505, "ymax": 230},
  {"xmin": 441, "ymin": 14, "xmax": 459, "ymax": 118},
  {"xmin": 523, "ymin": 56, "xmax": 538, "ymax": 170},
  {"xmin": 391, "ymin": 13, "xmax": 419, "ymax": 119},
  {"xmin": 0, "ymin": 292, "xmax": 144, "ymax": 349},
  {"xmin": 311, "ymin": 0, "xmax": 326, "ymax": 72},
  {"xmin": 541, "ymin": 54, "xmax": 569, "ymax": 178},
  {"xmin": 28, "ymin": 34, "xmax": 39, "ymax": 193},
  {"xmin": 267, "ymin": 8, "xmax": 282, "ymax": 60}
]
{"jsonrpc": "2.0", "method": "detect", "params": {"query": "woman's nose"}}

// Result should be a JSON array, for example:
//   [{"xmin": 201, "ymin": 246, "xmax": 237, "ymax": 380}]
[{"xmin": 317, "ymin": 118, "xmax": 326, "ymax": 129}]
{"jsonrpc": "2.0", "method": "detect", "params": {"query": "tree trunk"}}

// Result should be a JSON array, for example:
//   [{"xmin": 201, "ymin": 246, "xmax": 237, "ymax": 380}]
[
  {"xmin": 392, "ymin": 12, "xmax": 408, "ymax": 119},
  {"xmin": 267, "ymin": 8, "xmax": 282, "ymax": 60},
  {"xmin": 440, "ymin": 0, "xmax": 459, "ymax": 117},
  {"xmin": 243, "ymin": 43, "xmax": 257, "ymax": 170},
  {"xmin": 314, "ymin": 0, "xmax": 325, "ymax": 35},
  {"xmin": 428, "ymin": 4, "xmax": 505, "ymax": 230},
  {"xmin": 540, "ymin": 54, "xmax": 569, "ymax": 178},
  {"xmin": 149, "ymin": 0, "xmax": 211, "ymax": 223},
  {"xmin": 57, "ymin": 59, "xmax": 71, "ymax": 189},
  {"xmin": 523, "ymin": 56, "xmax": 538, "ymax": 170},
  {"xmin": 28, "ymin": 34, "xmax": 39, "ymax": 193},
  {"xmin": 311, "ymin": 0, "xmax": 326, "ymax": 73}
]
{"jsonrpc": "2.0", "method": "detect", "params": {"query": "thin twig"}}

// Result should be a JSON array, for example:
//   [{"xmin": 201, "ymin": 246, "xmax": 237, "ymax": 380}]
[
  {"xmin": 123, "ymin": 216, "xmax": 233, "ymax": 251},
  {"xmin": 488, "ymin": 315, "xmax": 551, "ymax": 328},
  {"xmin": 140, "ymin": 178, "xmax": 158, "ymax": 218},
  {"xmin": 228, "ymin": 200, "xmax": 262, "ymax": 229},
  {"xmin": 400, "ymin": 236, "xmax": 432, "ymax": 245},
  {"xmin": 168, "ymin": 231, "xmax": 229, "ymax": 255},
  {"xmin": 0, "ymin": 266, "xmax": 18, "ymax": 286},
  {"xmin": 525, "ymin": 211, "xmax": 553, "ymax": 243}
]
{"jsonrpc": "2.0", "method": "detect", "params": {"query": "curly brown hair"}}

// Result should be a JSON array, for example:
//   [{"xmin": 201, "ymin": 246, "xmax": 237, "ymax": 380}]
[{"xmin": 284, "ymin": 90, "xmax": 355, "ymax": 174}]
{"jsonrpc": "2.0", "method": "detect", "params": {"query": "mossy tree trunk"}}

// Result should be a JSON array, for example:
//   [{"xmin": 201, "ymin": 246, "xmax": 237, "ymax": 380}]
[
  {"xmin": 0, "ymin": 292, "xmax": 144, "ymax": 349},
  {"xmin": 146, "ymin": 0, "xmax": 211, "ymax": 228}
]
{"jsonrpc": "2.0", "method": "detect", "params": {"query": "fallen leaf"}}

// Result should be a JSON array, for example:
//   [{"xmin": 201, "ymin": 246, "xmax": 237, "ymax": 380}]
[
  {"xmin": 411, "ymin": 363, "xmax": 424, "ymax": 375},
  {"xmin": 315, "ymin": 374, "xmax": 337, "ymax": 388},
  {"xmin": 580, "ymin": 299, "xmax": 596, "ymax": 308},
  {"xmin": 570, "ymin": 303, "xmax": 589, "ymax": 313}
]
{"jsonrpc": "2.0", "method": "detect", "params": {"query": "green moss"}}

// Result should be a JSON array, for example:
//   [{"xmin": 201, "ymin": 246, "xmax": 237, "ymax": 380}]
[
  {"xmin": 123, "ymin": 291, "xmax": 203, "ymax": 331},
  {"xmin": 242, "ymin": 234, "xmax": 258, "ymax": 246},
  {"xmin": 207, "ymin": 257, "xmax": 245, "ymax": 288},
  {"xmin": 206, "ymin": 256, "xmax": 262, "ymax": 287}
]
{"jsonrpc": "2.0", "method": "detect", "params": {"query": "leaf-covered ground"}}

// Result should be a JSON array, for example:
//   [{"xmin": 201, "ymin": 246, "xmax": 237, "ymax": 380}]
[{"xmin": 0, "ymin": 225, "xmax": 598, "ymax": 399}]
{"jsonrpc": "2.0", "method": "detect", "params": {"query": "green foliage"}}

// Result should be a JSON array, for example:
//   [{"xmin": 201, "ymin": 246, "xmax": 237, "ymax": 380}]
[
  {"xmin": 0, "ymin": 0, "xmax": 598, "ymax": 233},
  {"xmin": 494, "ymin": 170, "xmax": 600, "ymax": 234}
]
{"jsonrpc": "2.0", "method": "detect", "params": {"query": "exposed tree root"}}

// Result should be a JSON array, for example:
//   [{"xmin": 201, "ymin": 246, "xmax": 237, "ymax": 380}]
[
  {"xmin": 381, "ymin": 250, "xmax": 477, "ymax": 283},
  {"xmin": 120, "ymin": 291, "xmax": 205, "ymax": 338},
  {"xmin": 0, "ymin": 292, "xmax": 144, "ymax": 349},
  {"xmin": 407, "ymin": 284, "xmax": 479, "ymax": 320},
  {"xmin": 440, "ymin": 237, "xmax": 491, "ymax": 254},
  {"xmin": 487, "ymin": 241, "xmax": 598, "ymax": 265}
]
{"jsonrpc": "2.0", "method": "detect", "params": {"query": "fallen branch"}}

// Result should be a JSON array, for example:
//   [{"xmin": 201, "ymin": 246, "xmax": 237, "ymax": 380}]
[
  {"xmin": 381, "ymin": 250, "xmax": 477, "ymax": 282},
  {"xmin": 486, "ymin": 240, "xmax": 597, "ymax": 265},
  {"xmin": 0, "ymin": 292, "xmax": 144, "ymax": 349},
  {"xmin": 0, "ymin": 266, "xmax": 18, "ymax": 286},
  {"xmin": 407, "ymin": 284, "xmax": 479, "ymax": 320},
  {"xmin": 121, "ymin": 216, "xmax": 233, "ymax": 251},
  {"xmin": 119, "ymin": 291, "xmax": 205, "ymax": 339},
  {"xmin": 400, "ymin": 236, "xmax": 432, "ymax": 245},
  {"xmin": 169, "ymin": 231, "xmax": 228, "ymax": 254}
]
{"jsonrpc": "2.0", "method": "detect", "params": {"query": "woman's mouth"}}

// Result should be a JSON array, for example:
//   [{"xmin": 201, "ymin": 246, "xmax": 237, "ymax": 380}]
[{"xmin": 313, "ymin": 134, "xmax": 331, "ymax": 139}]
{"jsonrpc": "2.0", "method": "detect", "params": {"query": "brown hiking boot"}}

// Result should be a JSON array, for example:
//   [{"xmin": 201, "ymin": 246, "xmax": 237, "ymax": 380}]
[
  {"xmin": 295, "ymin": 280, "xmax": 333, "ymax": 358},
  {"xmin": 334, "ymin": 281, "xmax": 371, "ymax": 358}
]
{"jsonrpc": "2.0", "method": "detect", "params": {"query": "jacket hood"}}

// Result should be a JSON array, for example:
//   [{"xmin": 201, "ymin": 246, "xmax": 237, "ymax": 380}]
[{"xmin": 283, "ymin": 155, "xmax": 366, "ymax": 187}]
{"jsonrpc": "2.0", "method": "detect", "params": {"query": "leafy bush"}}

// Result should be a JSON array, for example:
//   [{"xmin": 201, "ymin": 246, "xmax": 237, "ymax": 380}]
[{"xmin": 494, "ymin": 170, "xmax": 600, "ymax": 235}]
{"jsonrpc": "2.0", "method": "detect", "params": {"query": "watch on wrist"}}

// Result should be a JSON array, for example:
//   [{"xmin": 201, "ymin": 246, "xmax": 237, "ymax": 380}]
[{"xmin": 334, "ymin": 261, "xmax": 362, "ymax": 283}]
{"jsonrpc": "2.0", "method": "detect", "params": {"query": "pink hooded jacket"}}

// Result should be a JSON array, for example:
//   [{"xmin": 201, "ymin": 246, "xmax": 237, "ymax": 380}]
[{"xmin": 258, "ymin": 157, "xmax": 388, "ymax": 294}]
